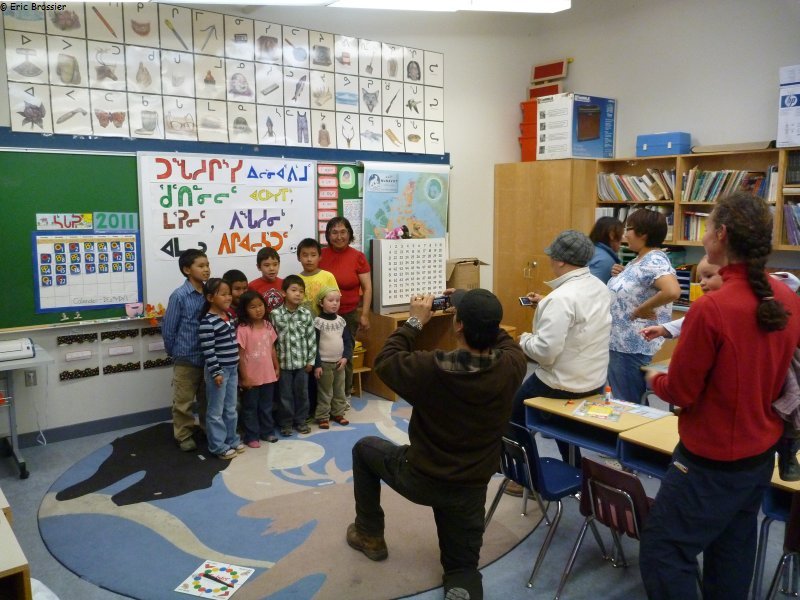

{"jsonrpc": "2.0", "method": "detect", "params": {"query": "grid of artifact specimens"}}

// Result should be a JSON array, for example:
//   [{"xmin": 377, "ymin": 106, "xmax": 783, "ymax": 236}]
[{"xmin": 3, "ymin": 3, "xmax": 445, "ymax": 154}]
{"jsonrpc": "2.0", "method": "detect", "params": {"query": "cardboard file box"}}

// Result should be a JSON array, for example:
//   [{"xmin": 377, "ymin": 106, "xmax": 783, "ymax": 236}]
[
  {"xmin": 636, "ymin": 132, "xmax": 691, "ymax": 157},
  {"xmin": 536, "ymin": 93, "xmax": 616, "ymax": 160},
  {"xmin": 446, "ymin": 258, "xmax": 489, "ymax": 291}
]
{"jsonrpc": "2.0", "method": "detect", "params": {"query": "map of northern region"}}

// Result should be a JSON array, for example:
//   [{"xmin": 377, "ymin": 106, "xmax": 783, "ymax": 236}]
[{"xmin": 363, "ymin": 169, "xmax": 449, "ymax": 254}]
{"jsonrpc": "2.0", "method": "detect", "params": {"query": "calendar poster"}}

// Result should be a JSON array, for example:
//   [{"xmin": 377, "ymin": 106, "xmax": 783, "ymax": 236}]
[
  {"xmin": 372, "ymin": 238, "xmax": 446, "ymax": 313},
  {"xmin": 33, "ymin": 232, "xmax": 142, "ymax": 313}
]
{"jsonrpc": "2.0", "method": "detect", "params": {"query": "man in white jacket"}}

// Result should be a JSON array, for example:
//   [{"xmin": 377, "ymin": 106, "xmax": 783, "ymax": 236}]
[{"xmin": 510, "ymin": 230, "xmax": 612, "ymax": 481}]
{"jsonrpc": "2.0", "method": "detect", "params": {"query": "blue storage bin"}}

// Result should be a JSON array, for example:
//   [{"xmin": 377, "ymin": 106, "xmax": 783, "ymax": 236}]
[{"xmin": 636, "ymin": 132, "xmax": 691, "ymax": 157}]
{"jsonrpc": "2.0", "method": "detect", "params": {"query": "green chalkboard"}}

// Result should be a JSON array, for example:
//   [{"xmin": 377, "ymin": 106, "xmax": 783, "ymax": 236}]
[{"xmin": 0, "ymin": 151, "xmax": 138, "ymax": 330}]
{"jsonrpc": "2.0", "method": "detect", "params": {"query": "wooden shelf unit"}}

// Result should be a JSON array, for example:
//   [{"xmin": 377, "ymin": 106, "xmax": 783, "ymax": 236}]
[{"xmin": 596, "ymin": 148, "xmax": 800, "ymax": 250}]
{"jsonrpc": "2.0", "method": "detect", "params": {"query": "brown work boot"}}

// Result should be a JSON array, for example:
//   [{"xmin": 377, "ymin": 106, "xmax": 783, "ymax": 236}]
[
  {"xmin": 504, "ymin": 481, "xmax": 524, "ymax": 497},
  {"xmin": 346, "ymin": 523, "xmax": 388, "ymax": 561}
]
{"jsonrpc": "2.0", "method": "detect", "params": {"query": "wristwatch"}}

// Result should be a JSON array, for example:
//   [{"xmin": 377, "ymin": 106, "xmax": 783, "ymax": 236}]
[{"xmin": 405, "ymin": 316, "xmax": 424, "ymax": 331}]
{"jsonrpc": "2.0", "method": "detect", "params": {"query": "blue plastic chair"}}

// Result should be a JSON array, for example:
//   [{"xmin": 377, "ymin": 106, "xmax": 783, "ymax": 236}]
[{"xmin": 485, "ymin": 422, "xmax": 582, "ymax": 589}]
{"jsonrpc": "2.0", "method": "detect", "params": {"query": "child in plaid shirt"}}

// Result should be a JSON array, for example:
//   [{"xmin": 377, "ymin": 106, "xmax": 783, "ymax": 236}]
[{"xmin": 270, "ymin": 275, "xmax": 317, "ymax": 436}]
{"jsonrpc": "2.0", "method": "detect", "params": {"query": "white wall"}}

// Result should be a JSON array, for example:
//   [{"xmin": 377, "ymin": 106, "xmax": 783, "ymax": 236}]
[{"xmin": 1, "ymin": 0, "xmax": 799, "ymax": 435}]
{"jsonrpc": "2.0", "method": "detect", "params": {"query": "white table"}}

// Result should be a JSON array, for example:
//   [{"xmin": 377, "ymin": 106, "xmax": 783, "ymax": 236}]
[{"xmin": 0, "ymin": 346, "xmax": 53, "ymax": 479}]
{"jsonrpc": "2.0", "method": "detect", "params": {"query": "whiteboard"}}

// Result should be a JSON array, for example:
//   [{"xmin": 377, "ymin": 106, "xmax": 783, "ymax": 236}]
[{"xmin": 138, "ymin": 151, "xmax": 316, "ymax": 308}]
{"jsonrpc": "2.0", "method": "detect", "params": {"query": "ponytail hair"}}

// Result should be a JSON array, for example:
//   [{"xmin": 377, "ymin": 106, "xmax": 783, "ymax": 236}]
[{"xmin": 711, "ymin": 192, "xmax": 789, "ymax": 331}]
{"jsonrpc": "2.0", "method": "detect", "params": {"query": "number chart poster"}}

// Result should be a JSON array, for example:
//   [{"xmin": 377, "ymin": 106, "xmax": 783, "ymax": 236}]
[
  {"xmin": 33, "ymin": 232, "xmax": 142, "ymax": 313},
  {"xmin": 138, "ymin": 151, "xmax": 316, "ymax": 308}
]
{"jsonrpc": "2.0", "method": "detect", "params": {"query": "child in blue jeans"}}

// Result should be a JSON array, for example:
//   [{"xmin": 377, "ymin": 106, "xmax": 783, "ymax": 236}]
[{"xmin": 199, "ymin": 278, "xmax": 245, "ymax": 459}]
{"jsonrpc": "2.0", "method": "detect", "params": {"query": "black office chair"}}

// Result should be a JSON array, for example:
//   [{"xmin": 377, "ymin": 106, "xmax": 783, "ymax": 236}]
[{"xmin": 485, "ymin": 422, "xmax": 582, "ymax": 589}]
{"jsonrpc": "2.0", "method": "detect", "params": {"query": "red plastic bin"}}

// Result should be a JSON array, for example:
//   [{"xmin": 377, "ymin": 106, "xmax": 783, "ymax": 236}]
[
  {"xmin": 520, "ymin": 99, "xmax": 538, "ymax": 123},
  {"xmin": 520, "ymin": 122, "xmax": 537, "ymax": 137},
  {"xmin": 519, "ymin": 137, "xmax": 537, "ymax": 162}
]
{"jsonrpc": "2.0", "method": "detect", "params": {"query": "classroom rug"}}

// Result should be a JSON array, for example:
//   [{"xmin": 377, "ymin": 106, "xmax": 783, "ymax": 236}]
[{"xmin": 38, "ymin": 398, "xmax": 540, "ymax": 600}]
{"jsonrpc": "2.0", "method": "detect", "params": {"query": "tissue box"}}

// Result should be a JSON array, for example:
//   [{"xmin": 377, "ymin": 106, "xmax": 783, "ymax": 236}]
[
  {"xmin": 536, "ymin": 93, "xmax": 616, "ymax": 160},
  {"xmin": 636, "ymin": 132, "xmax": 691, "ymax": 157},
  {"xmin": 446, "ymin": 258, "xmax": 489, "ymax": 291}
]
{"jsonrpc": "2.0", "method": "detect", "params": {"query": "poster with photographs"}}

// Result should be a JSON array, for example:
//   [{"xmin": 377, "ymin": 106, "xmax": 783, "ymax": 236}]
[{"xmin": 3, "ymin": 3, "xmax": 445, "ymax": 154}]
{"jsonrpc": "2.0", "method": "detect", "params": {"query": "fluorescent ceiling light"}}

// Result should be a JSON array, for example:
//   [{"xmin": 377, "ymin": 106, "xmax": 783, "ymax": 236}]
[
  {"xmin": 464, "ymin": 0, "xmax": 570, "ymax": 12},
  {"xmin": 328, "ymin": 0, "xmax": 461, "ymax": 10},
  {"xmin": 326, "ymin": 0, "xmax": 569, "ymax": 11}
]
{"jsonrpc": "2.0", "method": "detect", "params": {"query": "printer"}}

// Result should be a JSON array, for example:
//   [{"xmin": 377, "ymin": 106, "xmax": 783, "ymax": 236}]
[{"xmin": 0, "ymin": 338, "xmax": 35, "ymax": 362}]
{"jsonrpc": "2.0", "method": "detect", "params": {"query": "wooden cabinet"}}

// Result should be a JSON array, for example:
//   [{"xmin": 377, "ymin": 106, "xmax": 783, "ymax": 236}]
[{"xmin": 493, "ymin": 160, "xmax": 596, "ymax": 337}]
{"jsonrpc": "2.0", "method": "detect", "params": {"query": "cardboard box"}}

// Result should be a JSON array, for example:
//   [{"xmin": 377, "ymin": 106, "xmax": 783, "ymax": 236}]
[
  {"xmin": 536, "ymin": 93, "xmax": 616, "ymax": 160},
  {"xmin": 446, "ymin": 258, "xmax": 489, "ymax": 291},
  {"xmin": 636, "ymin": 132, "xmax": 691, "ymax": 157}
]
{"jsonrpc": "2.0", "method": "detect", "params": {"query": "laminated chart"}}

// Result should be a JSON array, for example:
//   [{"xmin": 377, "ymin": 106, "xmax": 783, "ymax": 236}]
[{"xmin": 33, "ymin": 232, "xmax": 142, "ymax": 312}]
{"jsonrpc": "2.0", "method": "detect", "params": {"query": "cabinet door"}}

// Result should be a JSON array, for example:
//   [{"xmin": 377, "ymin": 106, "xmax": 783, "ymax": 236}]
[{"xmin": 493, "ymin": 161, "xmax": 574, "ymax": 336}]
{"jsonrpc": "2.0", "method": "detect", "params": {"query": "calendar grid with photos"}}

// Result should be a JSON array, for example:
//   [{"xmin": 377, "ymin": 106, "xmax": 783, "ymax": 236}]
[
  {"xmin": 3, "ymin": 2, "xmax": 445, "ymax": 154},
  {"xmin": 380, "ymin": 238, "xmax": 447, "ymax": 306},
  {"xmin": 34, "ymin": 232, "xmax": 142, "ymax": 313}
]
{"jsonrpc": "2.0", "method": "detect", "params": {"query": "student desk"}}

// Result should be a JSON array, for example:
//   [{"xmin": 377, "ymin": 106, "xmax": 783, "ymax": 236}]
[
  {"xmin": 524, "ymin": 395, "xmax": 665, "ymax": 459},
  {"xmin": 0, "ymin": 511, "xmax": 31, "ymax": 600},
  {"xmin": 0, "ymin": 346, "xmax": 54, "ymax": 479}
]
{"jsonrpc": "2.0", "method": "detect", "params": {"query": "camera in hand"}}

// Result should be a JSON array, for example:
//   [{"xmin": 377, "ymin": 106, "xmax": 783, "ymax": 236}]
[{"xmin": 431, "ymin": 295, "xmax": 451, "ymax": 311}]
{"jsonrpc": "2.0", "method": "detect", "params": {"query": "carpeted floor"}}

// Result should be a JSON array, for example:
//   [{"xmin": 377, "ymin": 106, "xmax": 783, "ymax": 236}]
[{"xmin": 38, "ymin": 398, "xmax": 541, "ymax": 599}]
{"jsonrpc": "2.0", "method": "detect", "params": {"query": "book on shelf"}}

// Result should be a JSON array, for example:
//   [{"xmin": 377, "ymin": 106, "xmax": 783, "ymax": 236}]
[
  {"xmin": 683, "ymin": 210, "xmax": 710, "ymax": 241},
  {"xmin": 787, "ymin": 151, "xmax": 800, "ymax": 186},
  {"xmin": 646, "ymin": 168, "xmax": 674, "ymax": 200}
]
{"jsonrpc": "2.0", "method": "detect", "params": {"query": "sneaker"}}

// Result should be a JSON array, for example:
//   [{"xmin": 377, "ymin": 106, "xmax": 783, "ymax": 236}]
[
  {"xmin": 266, "ymin": 435, "xmax": 278, "ymax": 443},
  {"xmin": 444, "ymin": 588, "xmax": 471, "ymax": 600},
  {"xmin": 234, "ymin": 443, "xmax": 246, "ymax": 454},
  {"xmin": 218, "ymin": 448, "xmax": 237, "ymax": 460},
  {"xmin": 246, "ymin": 440, "xmax": 261, "ymax": 449},
  {"xmin": 280, "ymin": 427, "xmax": 293, "ymax": 437},
  {"xmin": 346, "ymin": 523, "xmax": 388, "ymax": 561},
  {"xmin": 331, "ymin": 415, "xmax": 350, "ymax": 426},
  {"xmin": 318, "ymin": 420, "xmax": 330, "ymax": 429},
  {"xmin": 296, "ymin": 423, "xmax": 311, "ymax": 434},
  {"xmin": 178, "ymin": 437, "xmax": 197, "ymax": 452},
  {"xmin": 503, "ymin": 481, "xmax": 524, "ymax": 497}
]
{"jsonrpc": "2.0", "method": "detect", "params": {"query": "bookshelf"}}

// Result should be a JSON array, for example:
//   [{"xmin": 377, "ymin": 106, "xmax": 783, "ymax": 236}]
[{"xmin": 595, "ymin": 148, "xmax": 800, "ymax": 250}]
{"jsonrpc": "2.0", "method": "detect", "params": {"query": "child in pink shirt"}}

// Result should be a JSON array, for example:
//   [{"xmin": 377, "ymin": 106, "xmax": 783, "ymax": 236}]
[{"xmin": 237, "ymin": 291, "xmax": 280, "ymax": 446}]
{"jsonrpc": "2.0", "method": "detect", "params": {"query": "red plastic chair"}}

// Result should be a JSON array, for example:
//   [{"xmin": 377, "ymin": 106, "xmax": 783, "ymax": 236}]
[
  {"xmin": 555, "ymin": 456, "xmax": 653, "ymax": 599},
  {"xmin": 765, "ymin": 492, "xmax": 800, "ymax": 600}
]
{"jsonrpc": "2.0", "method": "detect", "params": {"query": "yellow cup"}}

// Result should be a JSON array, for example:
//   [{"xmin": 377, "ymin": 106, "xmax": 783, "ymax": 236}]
[{"xmin": 689, "ymin": 282, "xmax": 704, "ymax": 302}]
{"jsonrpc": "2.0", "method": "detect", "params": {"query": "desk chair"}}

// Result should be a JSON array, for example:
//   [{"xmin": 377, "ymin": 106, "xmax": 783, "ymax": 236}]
[
  {"xmin": 764, "ymin": 491, "xmax": 800, "ymax": 600},
  {"xmin": 485, "ymin": 422, "xmax": 581, "ymax": 590},
  {"xmin": 555, "ymin": 456, "xmax": 653, "ymax": 600},
  {"xmin": 752, "ymin": 488, "xmax": 794, "ymax": 600}
]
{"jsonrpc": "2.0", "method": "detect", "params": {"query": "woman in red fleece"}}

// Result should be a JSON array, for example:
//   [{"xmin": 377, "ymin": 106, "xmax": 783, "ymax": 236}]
[{"xmin": 639, "ymin": 192, "xmax": 800, "ymax": 600}]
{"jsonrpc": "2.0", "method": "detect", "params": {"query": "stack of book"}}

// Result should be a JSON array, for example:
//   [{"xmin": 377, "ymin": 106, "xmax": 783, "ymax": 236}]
[
  {"xmin": 683, "ymin": 211, "xmax": 711, "ymax": 241},
  {"xmin": 597, "ymin": 168, "xmax": 675, "ymax": 202},
  {"xmin": 787, "ymin": 151, "xmax": 800, "ymax": 185},
  {"xmin": 783, "ymin": 201, "xmax": 800, "ymax": 245},
  {"xmin": 681, "ymin": 167, "xmax": 776, "ymax": 202}
]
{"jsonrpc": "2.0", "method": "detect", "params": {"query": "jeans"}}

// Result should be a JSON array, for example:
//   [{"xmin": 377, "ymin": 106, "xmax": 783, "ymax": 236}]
[
  {"xmin": 341, "ymin": 308, "xmax": 361, "ymax": 398},
  {"xmin": 607, "ymin": 350, "xmax": 651, "ymax": 404},
  {"xmin": 241, "ymin": 382, "xmax": 277, "ymax": 441},
  {"xmin": 352, "ymin": 436, "xmax": 487, "ymax": 599},
  {"xmin": 315, "ymin": 361, "xmax": 348, "ymax": 421},
  {"xmin": 511, "ymin": 372, "xmax": 603, "ymax": 465},
  {"xmin": 171, "ymin": 363, "xmax": 206, "ymax": 443},
  {"xmin": 204, "ymin": 365, "xmax": 241, "ymax": 455},
  {"xmin": 278, "ymin": 368, "xmax": 309, "ymax": 428},
  {"xmin": 639, "ymin": 445, "xmax": 773, "ymax": 600}
]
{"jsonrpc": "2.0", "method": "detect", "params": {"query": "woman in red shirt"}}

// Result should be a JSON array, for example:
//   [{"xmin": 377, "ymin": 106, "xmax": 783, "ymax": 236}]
[
  {"xmin": 319, "ymin": 217, "xmax": 372, "ymax": 399},
  {"xmin": 640, "ymin": 193, "xmax": 800, "ymax": 600}
]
